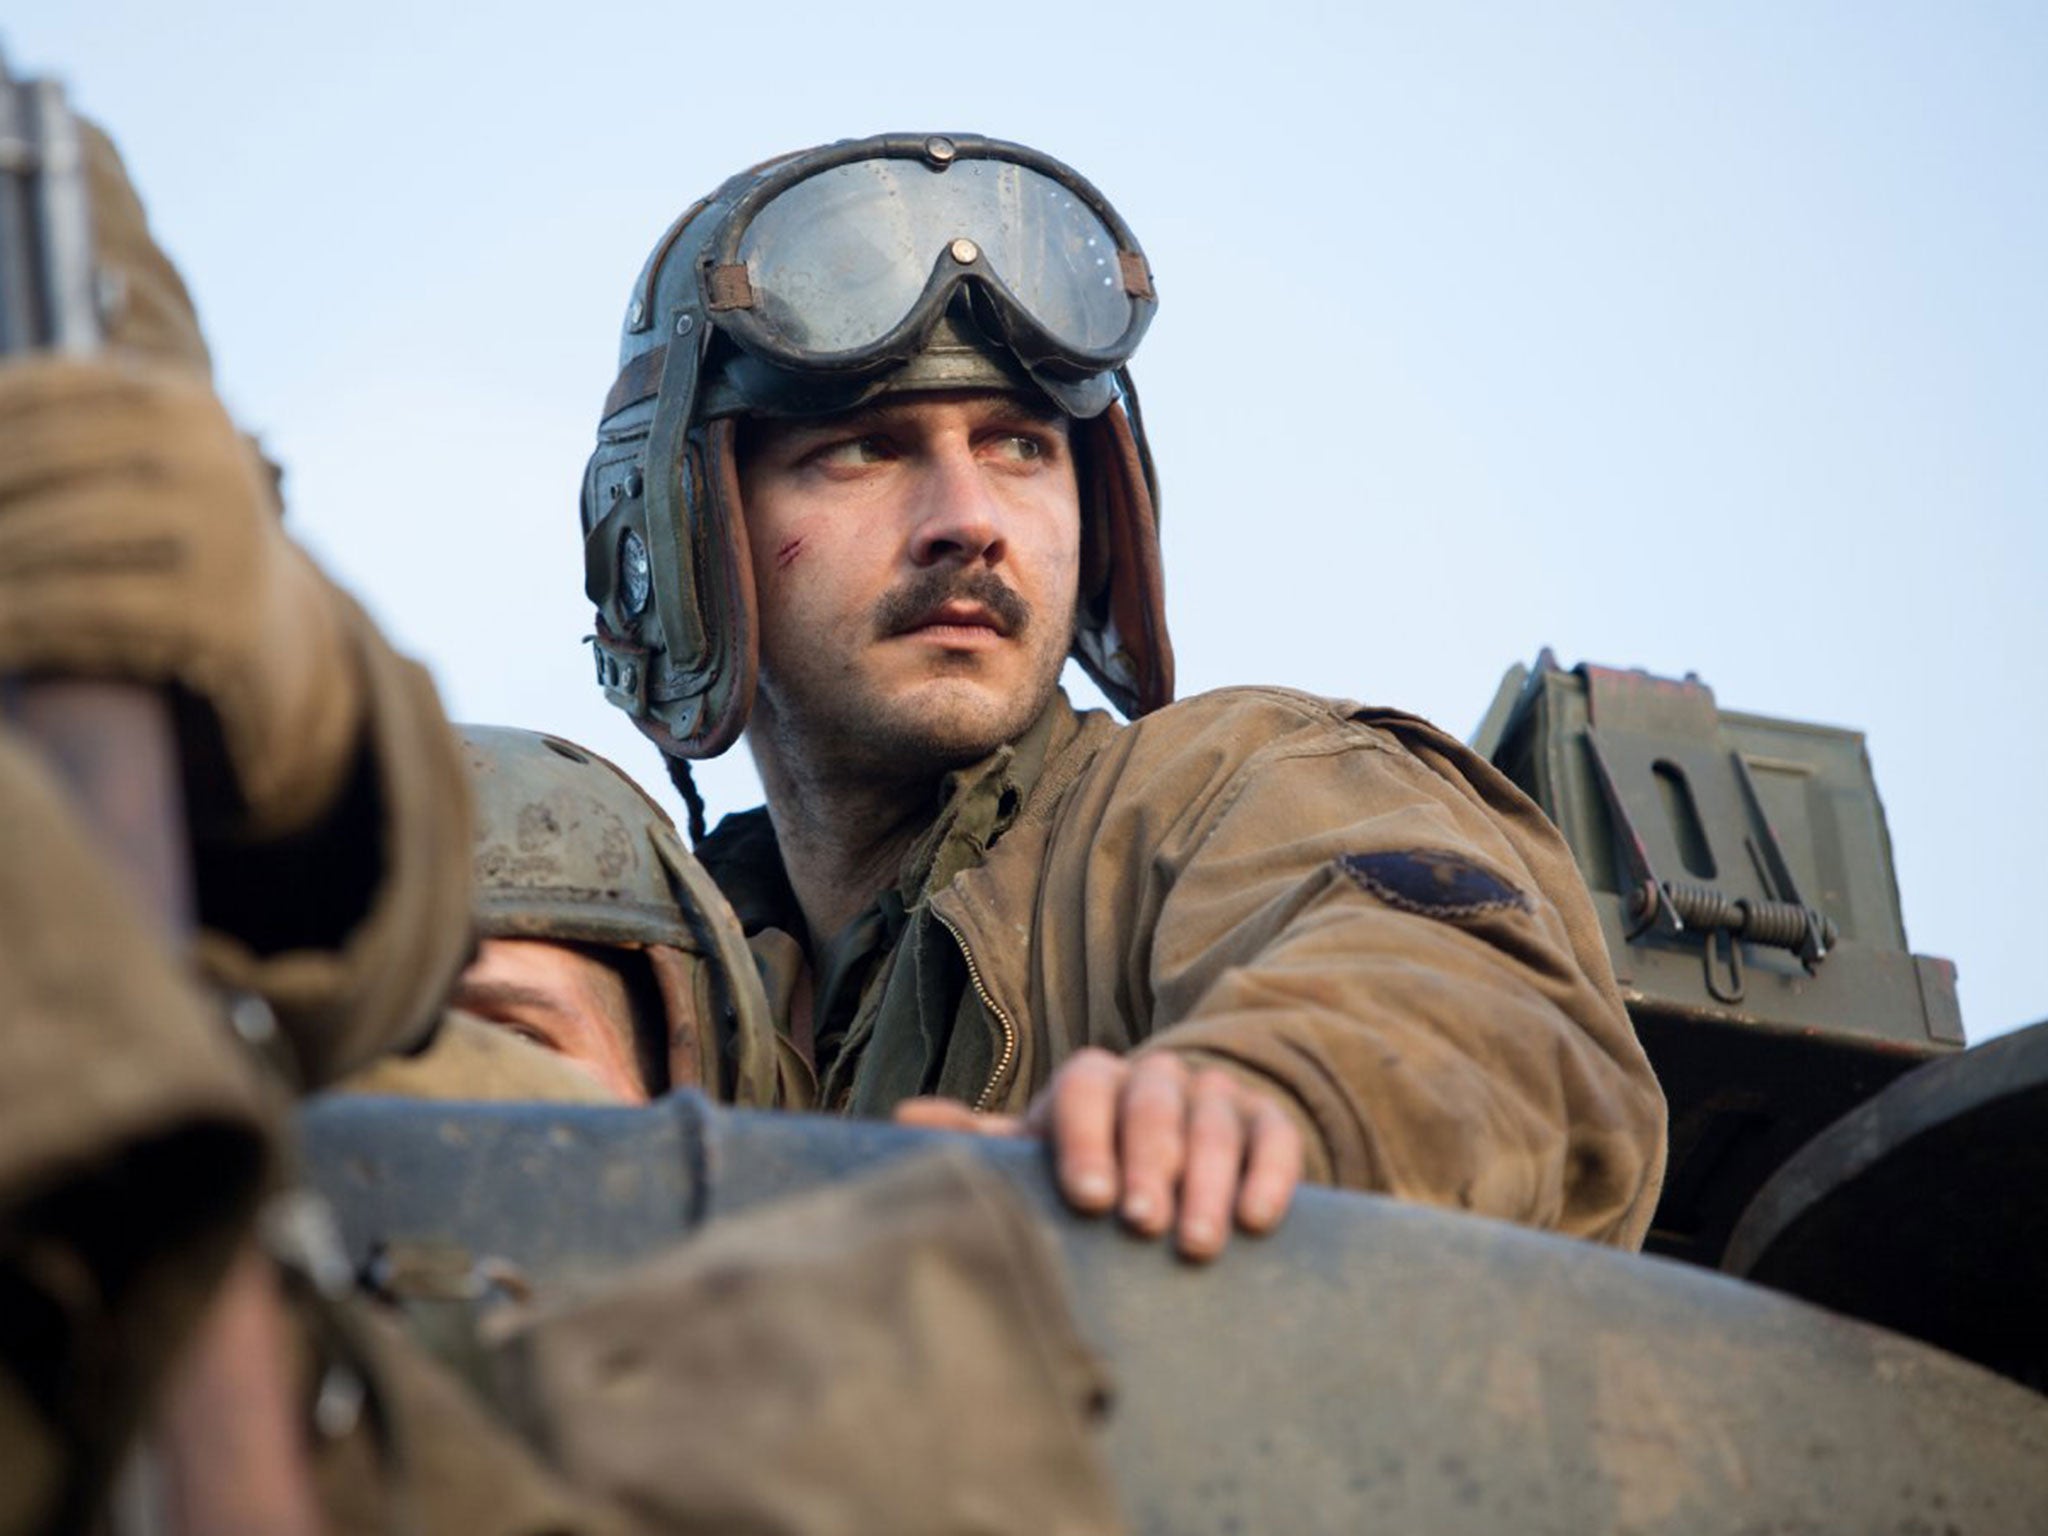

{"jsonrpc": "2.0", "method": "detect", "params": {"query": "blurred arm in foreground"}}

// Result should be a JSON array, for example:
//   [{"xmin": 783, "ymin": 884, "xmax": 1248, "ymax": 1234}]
[{"xmin": 0, "ymin": 74, "xmax": 1122, "ymax": 1536}]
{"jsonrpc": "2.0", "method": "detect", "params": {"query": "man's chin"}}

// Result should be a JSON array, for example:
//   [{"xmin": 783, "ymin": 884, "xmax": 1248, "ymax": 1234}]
[
  {"xmin": 752, "ymin": 654, "xmax": 1064, "ymax": 782},
  {"xmin": 865, "ymin": 677, "xmax": 1051, "ymax": 767}
]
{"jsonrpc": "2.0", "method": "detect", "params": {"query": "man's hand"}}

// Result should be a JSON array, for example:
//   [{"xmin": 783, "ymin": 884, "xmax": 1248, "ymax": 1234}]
[{"xmin": 894, "ymin": 1048, "xmax": 1304, "ymax": 1262}]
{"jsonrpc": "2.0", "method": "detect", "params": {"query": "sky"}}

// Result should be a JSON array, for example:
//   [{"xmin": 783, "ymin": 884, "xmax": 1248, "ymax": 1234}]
[{"xmin": 9, "ymin": 4, "xmax": 2045, "ymax": 1042}]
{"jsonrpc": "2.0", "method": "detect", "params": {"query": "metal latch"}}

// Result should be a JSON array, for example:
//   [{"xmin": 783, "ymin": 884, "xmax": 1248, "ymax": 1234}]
[{"xmin": 1580, "ymin": 665, "xmax": 1838, "ymax": 1005}]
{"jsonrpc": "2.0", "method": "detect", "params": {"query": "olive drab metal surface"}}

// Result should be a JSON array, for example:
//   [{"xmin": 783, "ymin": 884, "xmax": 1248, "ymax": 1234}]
[
  {"xmin": 462, "ymin": 723, "xmax": 708, "ymax": 951},
  {"xmin": 1474, "ymin": 653, "xmax": 1964, "ymax": 1268},
  {"xmin": 299, "ymin": 1093, "xmax": 2048, "ymax": 1535}
]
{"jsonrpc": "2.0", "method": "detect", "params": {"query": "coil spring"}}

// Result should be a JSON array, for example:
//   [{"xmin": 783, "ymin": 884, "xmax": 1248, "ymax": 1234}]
[
  {"xmin": 1660, "ymin": 881, "xmax": 1838, "ymax": 953},
  {"xmin": 1660, "ymin": 881, "xmax": 1742, "ymax": 931}
]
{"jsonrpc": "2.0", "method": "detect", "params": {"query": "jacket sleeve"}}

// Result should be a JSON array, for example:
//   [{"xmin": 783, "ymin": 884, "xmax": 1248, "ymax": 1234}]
[
  {"xmin": 1107, "ymin": 692, "xmax": 1665, "ymax": 1247},
  {"xmin": 0, "ymin": 117, "xmax": 476, "ymax": 1094},
  {"xmin": 192, "ymin": 589, "xmax": 476, "ymax": 1090},
  {"xmin": 0, "ymin": 729, "xmax": 276, "ymax": 1528}
]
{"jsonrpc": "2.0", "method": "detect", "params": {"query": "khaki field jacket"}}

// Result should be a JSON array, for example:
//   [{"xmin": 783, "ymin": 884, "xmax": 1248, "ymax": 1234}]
[{"xmin": 705, "ymin": 687, "xmax": 1667, "ymax": 1249}]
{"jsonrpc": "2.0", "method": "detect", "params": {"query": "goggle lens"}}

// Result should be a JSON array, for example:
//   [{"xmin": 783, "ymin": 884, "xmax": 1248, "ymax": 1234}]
[{"xmin": 735, "ymin": 157, "xmax": 1137, "ymax": 358}]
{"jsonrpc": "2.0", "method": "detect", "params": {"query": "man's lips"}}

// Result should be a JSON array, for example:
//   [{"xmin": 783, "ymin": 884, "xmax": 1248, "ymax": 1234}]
[
  {"xmin": 899, "ymin": 600, "xmax": 1010, "ymax": 638},
  {"xmin": 874, "ymin": 570, "xmax": 1033, "ymax": 642}
]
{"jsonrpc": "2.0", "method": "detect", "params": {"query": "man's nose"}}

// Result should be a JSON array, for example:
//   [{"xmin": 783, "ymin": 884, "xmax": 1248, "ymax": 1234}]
[{"xmin": 906, "ymin": 445, "xmax": 1006, "ymax": 569}]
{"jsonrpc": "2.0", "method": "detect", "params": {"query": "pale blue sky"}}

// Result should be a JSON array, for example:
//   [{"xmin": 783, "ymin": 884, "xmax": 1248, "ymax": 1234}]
[{"xmin": 11, "ymin": 4, "xmax": 2045, "ymax": 1038}]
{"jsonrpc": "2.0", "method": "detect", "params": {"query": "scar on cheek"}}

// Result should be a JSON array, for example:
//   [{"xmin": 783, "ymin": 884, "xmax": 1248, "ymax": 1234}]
[{"xmin": 774, "ymin": 537, "xmax": 805, "ymax": 570}]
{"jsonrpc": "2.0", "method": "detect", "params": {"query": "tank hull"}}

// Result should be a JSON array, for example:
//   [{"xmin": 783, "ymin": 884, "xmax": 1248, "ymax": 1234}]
[{"xmin": 302, "ymin": 1093, "xmax": 2048, "ymax": 1535}]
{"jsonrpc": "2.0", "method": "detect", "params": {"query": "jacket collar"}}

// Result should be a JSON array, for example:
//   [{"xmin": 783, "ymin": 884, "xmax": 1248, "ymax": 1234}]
[{"xmin": 697, "ymin": 688, "xmax": 1083, "ymax": 946}]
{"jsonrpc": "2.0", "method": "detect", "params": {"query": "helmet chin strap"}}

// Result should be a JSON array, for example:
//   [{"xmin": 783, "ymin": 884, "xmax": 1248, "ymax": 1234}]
[{"xmin": 662, "ymin": 753, "xmax": 710, "ymax": 848}]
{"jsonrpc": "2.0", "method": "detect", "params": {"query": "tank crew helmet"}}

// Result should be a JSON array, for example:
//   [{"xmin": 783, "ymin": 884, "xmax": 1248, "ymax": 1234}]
[
  {"xmin": 580, "ymin": 132, "xmax": 1174, "ymax": 767},
  {"xmin": 458, "ymin": 725, "xmax": 776, "ymax": 1102}
]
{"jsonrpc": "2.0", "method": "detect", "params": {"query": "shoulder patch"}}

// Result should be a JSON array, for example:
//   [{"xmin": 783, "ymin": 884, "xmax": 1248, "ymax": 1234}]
[{"xmin": 1338, "ymin": 849, "xmax": 1532, "ymax": 919}]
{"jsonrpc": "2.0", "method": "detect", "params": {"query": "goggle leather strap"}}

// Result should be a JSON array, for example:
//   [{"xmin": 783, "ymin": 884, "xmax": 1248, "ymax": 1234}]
[{"xmin": 605, "ymin": 343, "xmax": 667, "ymax": 419}]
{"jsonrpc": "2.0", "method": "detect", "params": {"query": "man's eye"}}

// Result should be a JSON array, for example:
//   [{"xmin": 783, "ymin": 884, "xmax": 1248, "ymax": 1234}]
[
  {"xmin": 484, "ymin": 1016, "xmax": 560, "ymax": 1053},
  {"xmin": 814, "ymin": 435, "xmax": 889, "ymax": 468},
  {"xmin": 989, "ymin": 434, "xmax": 1045, "ymax": 462}
]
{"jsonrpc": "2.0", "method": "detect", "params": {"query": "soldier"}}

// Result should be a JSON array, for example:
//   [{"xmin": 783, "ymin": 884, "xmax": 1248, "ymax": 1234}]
[
  {"xmin": 578, "ymin": 135, "xmax": 1669, "ymax": 1259},
  {"xmin": 347, "ymin": 723, "xmax": 777, "ymax": 1105},
  {"xmin": 453, "ymin": 725, "xmax": 694, "ymax": 1102}
]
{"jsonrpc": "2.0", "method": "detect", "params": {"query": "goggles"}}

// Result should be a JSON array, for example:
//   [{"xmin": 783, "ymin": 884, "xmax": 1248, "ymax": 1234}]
[{"xmin": 700, "ymin": 134, "xmax": 1156, "ymax": 386}]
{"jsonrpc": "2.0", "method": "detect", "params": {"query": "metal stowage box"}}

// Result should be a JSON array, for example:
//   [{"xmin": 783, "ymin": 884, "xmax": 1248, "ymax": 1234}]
[{"xmin": 1473, "ymin": 654, "xmax": 1963, "ymax": 1268}]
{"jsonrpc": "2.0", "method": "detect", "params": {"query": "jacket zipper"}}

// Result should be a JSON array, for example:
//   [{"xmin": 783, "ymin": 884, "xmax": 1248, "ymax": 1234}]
[{"xmin": 933, "ymin": 909, "xmax": 1018, "ymax": 1112}]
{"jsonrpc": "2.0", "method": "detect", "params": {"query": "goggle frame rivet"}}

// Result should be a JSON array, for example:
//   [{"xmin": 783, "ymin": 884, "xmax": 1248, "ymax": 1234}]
[{"xmin": 949, "ymin": 237, "xmax": 980, "ymax": 265}]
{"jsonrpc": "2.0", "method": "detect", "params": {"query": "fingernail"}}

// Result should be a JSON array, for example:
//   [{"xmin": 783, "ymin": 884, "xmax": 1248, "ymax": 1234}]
[
  {"xmin": 1073, "ymin": 1171, "xmax": 1114, "ymax": 1206},
  {"xmin": 1184, "ymin": 1218, "xmax": 1219, "ymax": 1252},
  {"xmin": 1122, "ymin": 1192, "xmax": 1155, "ymax": 1226},
  {"xmin": 1242, "ymin": 1197, "xmax": 1274, "ymax": 1229}
]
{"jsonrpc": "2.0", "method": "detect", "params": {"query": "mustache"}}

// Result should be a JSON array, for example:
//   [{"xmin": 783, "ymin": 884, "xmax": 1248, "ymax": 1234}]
[{"xmin": 874, "ymin": 568, "xmax": 1032, "ymax": 639}]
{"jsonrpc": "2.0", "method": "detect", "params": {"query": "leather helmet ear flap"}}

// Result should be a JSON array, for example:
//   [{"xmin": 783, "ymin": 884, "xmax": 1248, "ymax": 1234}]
[
  {"xmin": 1073, "ymin": 400, "xmax": 1174, "ymax": 717},
  {"xmin": 679, "ymin": 417, "xmax": 758, "ymax": 758},
  {"xmin": 621, "ymin": 418, "xmax": 758, "ymax": 761}
]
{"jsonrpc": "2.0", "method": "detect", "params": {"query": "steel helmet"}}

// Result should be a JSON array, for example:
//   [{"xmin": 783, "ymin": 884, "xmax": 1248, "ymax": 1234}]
[
  {"xmin": 579, "ymin": 132, "xmax": 1174, "ymax": 761},
  {"xmin": 459, "ymin": 725, "xmax": 775, "ymax": 1102}
]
